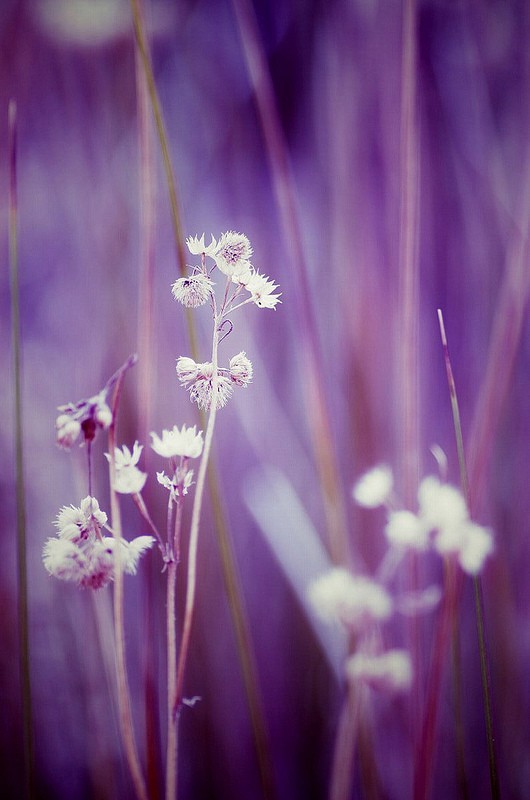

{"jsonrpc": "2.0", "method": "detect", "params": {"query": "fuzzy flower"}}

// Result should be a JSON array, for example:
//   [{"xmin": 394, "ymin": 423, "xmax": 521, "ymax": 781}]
[
  {"xmin": 176, "ymin": 356, "xmax": 201, "ymax": 385},
  {"xmin": 105, "ymin": 442, "xmax": 147, "ymax": 494},
  {"xmin": 171, "ymin": 273, "xmax": 213, "ymax": 308},
  {"xmin": 418, "ymin": 476, "xmax": 468, "ymax": 530},
  {"xmin": 353, "ymin": 465, "xmax": 393, "ymax": 508},
  {"xmin": 157, "ymin": 468, "xmax": 194, "ymax": 499},
  {"xmin": 150, "ymin": 424, "xmax": 204, "ymax": 459},
  {"xmin": 56, "ymin": 390, "xmax": 113, "ymax": 448},
  {"xmin": 186, "ymin": 233, "xmax": 217, "ymax": 257},
  {"xmin": 212, "ymin": 231, "xmax": 253, "ymax": 276},
  {"xmin": 242, "ymin": 271, "xmax": 281, "ymax": 309},
  {"xmin": 44, "ymin": 496, "xmax": 154, "ymax": 589},
  {"xmin": 308, "ymin": 567, "xmax": 392, "ymax": 631},
  {"xmin": 55, "ymin": 414, "xmax": 82, "ymax": 449},
  {"xmin": 346, "ymin": 649, "xmax": 413, "ymax": 692},
  {"xmin": 188, "ymin": 366, "xmax": 233, "ymax": 411},
  {"xmin": 385, "ymin": 510, "xmax": 429, "ymax": 551},
  {"xmin": 229, "ymin": 352, "xmax": 253, "ymax": 387}
]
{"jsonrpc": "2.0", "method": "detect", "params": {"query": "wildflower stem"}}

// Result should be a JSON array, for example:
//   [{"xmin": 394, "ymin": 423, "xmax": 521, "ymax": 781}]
[
  {"xmin": 108, "ymin": 374, "xmax": 148, "ymax": 800},
  {"xmin": 166, "ymin": 499, "xmax": 183, "ymax": 800},
  {"xmin": 9, "ymin": 99, "xmax": 35, "ymax": 800},
  {"xmin": 87, "ymin": 441, "xmax": 93, "ymax": 496},
  {"xmin": 437, "ymin": 309, "xmax": 499, "ymax": 799},
  {"xmin": 132, "ymin": 492, "xmax": 165, "ymax": 551},
  {"xmin": 328, "ymin": 683, "xmax": 362, "ymax": 800}
]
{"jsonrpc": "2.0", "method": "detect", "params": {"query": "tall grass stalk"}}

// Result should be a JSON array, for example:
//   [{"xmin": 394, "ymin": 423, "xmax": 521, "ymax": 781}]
[
  {"xmin": 165, "ymin": 500, "xmax": 183, "ymax": 800},
  {"xmin": 107, "ymin": 368, "xmax": 148, "ymax": 800},
  {"xmin": 438, "ymin": 310, "xmax": 499, "ymax": 799},
  {"xmin": 9, "ymin": 99, "xmax": 34, "ymax": 800},
  {"xmin": 129, "ymin": 6, "xmax": 276, "ymax": 797},
  {"xmin": 329, "ymin": 684, "xmax": 362, "ymax": 800},
  {"xmin": 231, "ymin": 0, "xmax": 350, "ymax": 567}
]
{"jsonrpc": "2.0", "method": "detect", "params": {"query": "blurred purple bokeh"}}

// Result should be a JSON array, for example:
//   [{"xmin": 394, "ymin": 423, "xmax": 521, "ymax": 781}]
[{"xmin": 2, "ymin": 0, "xmax": 530, "ymax": 798}]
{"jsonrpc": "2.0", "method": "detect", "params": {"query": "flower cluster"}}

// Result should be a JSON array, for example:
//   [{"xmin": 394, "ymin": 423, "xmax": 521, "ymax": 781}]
[
  {"xmin": 353, "ymin": 466, "xmax": 494, "ymax": 575},
  {"xmin": 55, "ymin": 390, "xmax": 112, "ymax": 449},
  {"xmin": 43, "ymin": 497, "xmax": 154, "ymax": 589},
  {"xmin": 151, "ymin": 424, "xmax": 204, "ymax": 500},
  {"xmin": 176, "ymin": 353, "xmax": 253, "ymax": 410}
]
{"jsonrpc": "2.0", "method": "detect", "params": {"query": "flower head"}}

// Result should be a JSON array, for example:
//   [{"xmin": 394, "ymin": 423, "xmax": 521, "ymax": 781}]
[
  {"xmin": 186, "ymin": 233, "xmax": 217, "ymax": 257},
  {"xmin": 105, "ymin": 442, "xmax": 147, "ymax": 494},
  {"xmin": 189, "ymin": 367, "xmax": 233, "ymax": 411},
  {"xmin": 352, "ymin": 465, "xmax": 393, "ymax": 508},
  {"xmin": 229, "ymin": 352, "xmax": 253, "ymax": 387},
  {"xmin": 150, "ymin": 424, "xmax": 204, "ymax": 459},
  {"xmin": 54, "ymin": 496, "xmax": 107, "ymax": 542},
  {"xmin": 212, "ymin": 231, "xmax": 253, "ymax": 276},
  {"xmin": 171, "ymin": 273, "xmax": 213, "ymax": 308},
  {"xmin": 242, "ymin": 271, "xmax": 281, "ymax": 309},
  {"xmin": 157, "ymin": 468, "xmax": 195, "ymax": 499},
  {"xmin": 308, "ymin": 567, "xmax": 393, "ymax": 631},
  {"xmin": 176, "ymin": 356, "xmax": 201, "ymax": 385},
  {"xmin": 346, "ymin": 650, "xmax": 413, "ymax": 692},
  {"xmin": 385, "ymin": 510, "xmax": 428, "ymax": 551}
]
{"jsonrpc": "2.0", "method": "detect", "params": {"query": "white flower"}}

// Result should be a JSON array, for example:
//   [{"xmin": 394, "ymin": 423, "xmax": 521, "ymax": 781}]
[
  {"xmin": 105, "ymin": 442, "xmax": 147, "ymax": 494},
  {"xmin": 171, "ymin": 273, "xmax": 213, "ymax": 308},
  {"xmin": 385, "ymin": 510, "xmax": 428, "ymax": 551},
  {"xmin": 242, "ymin": 271, "xmax": 281, "ymax": 309},
  {"xmin": 418, "ymin": 476, "xmax": 468, "ymax": 530},
  {"xmin": 43, "ymin": 538, "xmax": 87, "ymax": 583},
  {"xmin": 352, "ymin": 465, "xmax": 393, "ymax": 508},
  {"xmin": 212, "ymin": 231, "xmax": 253, "ymax": 276},
  {"xmin": 157, "ymin": 468, "xmax": 194, "ymax": 498},
  {"xmin": 308, "ymin": 568, "xmax": 392, "ymax": 631},
  {"xmin": 102, "ymin": 535, "xmax": 155, "ymax": 575},
  {"xmin": 229, "ymin": 352, "xmax": 253, "ymax": 387},
  {"xmin": 434, "ymin": 520, "xmax": 494, "ymax": 575},
  {"xmin": 189, "ymin": 368, "xmax": 233, "ymax": 411},
  {"xmin": 150, "ymin": 424, "xmax": 204, "ymax": 459},
  {"xmin": 176, "ymin": 356, "xmax": 201, "ymax": 385},
  {"xmin": 54, "ymin": 496, "xmax": 108, "ymax": 541},
  {"xmin": 185, "ymin": 233, "xmax": 217, "ymax": 256},
  {"xmin": 346, "ymin": 650, "xmax": 413, "ymax": 692},
  {"xmin": 94, "ymin": 401, "xmax": 113, "ymax": 429}
]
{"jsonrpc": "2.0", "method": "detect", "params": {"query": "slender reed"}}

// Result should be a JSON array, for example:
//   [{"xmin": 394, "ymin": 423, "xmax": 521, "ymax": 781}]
[
  {"xmin": 9, "ymin": 99, "xmax": 34, "ymax": 800},
  {"xmin": 231, "ymin": 0, "xmax": 350, "ymax": 567},
  {"xmin": 107, "ymin": 374, "xmax": 148, "ymax": 800},
  {"xmin": 438, "ymin": 310, "xmax": 499, "ymax": 799},
  {"xmin": 166, "ymin": 500, "xmax": 183, "ymax": 800}
]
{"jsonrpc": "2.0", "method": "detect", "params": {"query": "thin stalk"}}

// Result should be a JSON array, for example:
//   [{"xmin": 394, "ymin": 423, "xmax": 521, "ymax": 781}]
[
  {"xmin": 438, "ymin": 310, "xmax": 499, "ymax": 799},
  {"xmin": 108, "ymin": 375, "xmax": 148, "ymax": 800},
  {"xmin": 329, "ymin": 684, "xmax": 362, "ymax": 800},
  {"xmin": 166, "ymin": 500, "xmax": 183, "ymax": 800},
  {"xmin": 129, "ymin": 8, "xmax": 275, "ymax": 797},
  {"xmin": 231, "ymin": 0, "xmax": 350, "ymax": 566},
  {"xmin": 9, "ymin": 99, "xmax": 34, "ymax": 800}
]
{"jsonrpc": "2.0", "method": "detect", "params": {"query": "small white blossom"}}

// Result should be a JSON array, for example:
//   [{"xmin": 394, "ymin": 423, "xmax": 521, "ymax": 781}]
[
  {"xmin": 157, "ymin": 468, "xmax": 194, "ymax": 499},
  {"xmin": 105, "ymin": 442, "xmax": 147, "ymax": 494},
  {"xmin": 353, "ymin": 465, "xmax": 393, "ymax": 508},
  {"xmin": 94, "ymin": 401, "xmax": 113, "ymax": 429},
  {"xmin": 418, "ymin": 477, "xmax": 468, "ymax": 531},
  {"xmin": 229, "ymin": 352, "xmax": 253, "ymax": 387},
  {"xmin": 186, "ymin": 233, "xmax": 217, "ymax": 256},
  {"xmin": 102, "ymin": 535, "xmax": 155, "ymax": 575},
  {"xmin": 434, "ymin": 520, "xmax": 494, "ymax": 575},
  {"xmin": 55, "ymin": 415, "xmax": 82, "ymax": 449},
  {"xmin": 189, "ymin": 369, "xmax": 233, "ymax": 411},
  {"xmin": 176, "ymin": 356, "xmax": 201, "ymax": 385},
  {"xmin": 54, "ymin": 496, "xmax": 108, "ymax": 541},
  {"xmin": 171, "ymin": 273, "xmax": 213, "ymax": 308},
  {"xmin": 346, "ymin": 649, "xmax": 413, "ymax": 692},
  {"xmin": 150, "ymin": 424, "xmax": 204, "ymax": 459},
  {"xmin": 212, "ymin": 231, "xmax": 253, "ymax": 276},
  {"xmin": 242, "ymin": 271, "xmax": 281, "ymax": 309},
  {"xmin": 385, "ymin": 510, "xmax": 428, "ymax": 551},
  {"xmin": 308, "ymin": 568, "xmax": 392, "ymax": 631}
]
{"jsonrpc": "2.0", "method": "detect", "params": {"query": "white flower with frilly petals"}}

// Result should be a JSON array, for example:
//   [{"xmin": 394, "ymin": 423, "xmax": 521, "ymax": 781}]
[
  {"xmin": 186, "ymin": 233, "xmax": 217, "ymax": 256},
  {"xmin": 229, "ymin": 352, "xmax": 253, "ymax": 387},
  {"xmin": 242, "ymin": 271, "xmax": 281, "ymax": 309},
  {"xmin": 346, "ymin": 650, "xmax": 413, "ymax": 692},
  {"xmin": 385, "ymin": 510, "xmax": 428, "ymax": 551},
  {"xmin": 188, "ymin": 365, "xmax": 233, "ymax": 411},
  {"xmin": 54, "ymin": 496, "xmax": 108, "ymax": 541},
  {"xmin": 105, "ymin": 442, "xmax": 147, "ymax": 494},
  {"xmin": 171, "ymin": 273, "xmax": 213, "ymax": 308},
  {"xmin": 102, "ymin": 536, "xmax": 155, "ymax": 575},
  {"xmin": 212, "ymin": 231, "xmax": 253, "ymax": 276},
  {"xmin": 150, "ymin": 424, "xmax": 204, "ymax": 459},
  {"xmin": 55, "ymin": 414, "xmax": 82, "ymax": 449},
  {"xmin": 353, "ymin": 465, "xmax": 393, "ymax": 508},
  {"xmin": 157, "ymin": 468, "xmax": 194, "ymax": 499},
  {"xmin": 308, "ymin": 567, "xmax": 392, "ymax": 631},
  {"xmin": 176, "ymin": 356, "xmax": 201, "ymax": 385}
]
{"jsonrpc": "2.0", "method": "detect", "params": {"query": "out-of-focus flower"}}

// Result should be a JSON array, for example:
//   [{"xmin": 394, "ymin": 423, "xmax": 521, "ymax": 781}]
[
  {"xmin": 385, "ymin": 510, "xmax": 428, "ymax": 550},
  {"xmin": 352, "ymin": 465, "xmax": 393, "ymax": 508},
  {"xmin": 229, "ymin": 352, "xmax": 253, "ymax": 387},
  {"xmin": 157, "ymin": 468, "xmax": 194, "ymax": 499},
  {"xmin": 418, "ymin": 476, "xmax": 468, "ymax": 530},
  {"xmin": 241, "ymin": 271, "xmax": 281, "ymax": 309},
  {"xmin": 308, "ymin": 567, "xmax": 392, "ymax": 631},
  {"xmin": 55, "ymin": 390, "xmax": 113, "ymax": 448},
  {"xmin": 186, "ymin": 233, "xmax": 217, "ymax": 257},
  {"xmin": 105, "ymin": 442, "xmax": 147, "ymax": 494},
  {"xmin": 346, "ymin": 649, "xmax": 413, "ymax": 692},
  {"xmin": 55, "ymin": 414, "xmax": 82, "ymax": 449},
  {"xmin": 150, "ymin": 425, "xmax": 204, "ymax": 459},
  {"xmin": 44, "ymin": 496, "xmax": 154, "ymax": 589},
  {"xmin": 212, "ymin": 231, "xmax": 253, "ymax": 276},
  {"xmin": 171, "ymin": 273, "xmax": 213, "ymax": 308}
]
